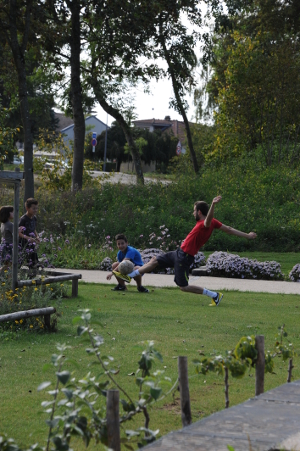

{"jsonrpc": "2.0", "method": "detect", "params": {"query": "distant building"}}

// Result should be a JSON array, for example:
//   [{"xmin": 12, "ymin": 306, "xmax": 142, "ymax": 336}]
[
  {"xmin": 55, "ymin": 114, "xmax": 108, "ymax": 148},
  {"xmin": 133, "ymin": 116, "xmax": 189, "ymax": 145}
]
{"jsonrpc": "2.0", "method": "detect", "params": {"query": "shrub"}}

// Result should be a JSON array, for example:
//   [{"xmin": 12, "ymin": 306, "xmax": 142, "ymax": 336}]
[
  {"xmin": 206, "ymin": 251, "xmax": 284, "ymax": 280},
  {"xmin": 139, "ymin": 248, "xmax": 174, "ymax": 274},
  {"xmin": 99, "ymin": 256, "xmax": 113, "ymax": 271},
  {"xmin": 289, "ymin": 264, "xmax": 300, "ymax": 282},
  {"xmin": 190, "ymin": 251, "xmax": 206, "ymax": 270}
]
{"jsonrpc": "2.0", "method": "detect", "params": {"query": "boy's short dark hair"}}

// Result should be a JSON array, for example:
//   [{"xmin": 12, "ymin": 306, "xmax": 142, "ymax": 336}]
[
  {"xmin": 0, "ymin": 206, "xmax": 13, "ymax": 223},
  {"xmin": 25, "ymin": 198, "xmax": 38, "ymax": 209},
  {"xmin": 115, "ymin": 233, "xmax": 127, "ymax": 242},
  {"xmin": 194, "ymin": 201, "xmax": 209, "ymax": 216}
]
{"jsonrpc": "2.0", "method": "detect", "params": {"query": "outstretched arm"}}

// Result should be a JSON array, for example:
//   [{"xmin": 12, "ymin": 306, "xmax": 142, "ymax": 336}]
[
  {"xmin": 220, "ymin": 224, "xmax": 257, "ymax": 239},
  {"xmin": 204, "ymin": 195, "xmax": 222, "ymax": 228}
]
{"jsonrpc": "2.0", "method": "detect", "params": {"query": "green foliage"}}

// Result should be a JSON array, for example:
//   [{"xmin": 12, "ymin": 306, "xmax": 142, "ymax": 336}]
[
  {"xmin": 31, "ymin": 158, "xmax": 300, "ymax": 254},
  {"xmin": 34, "ymin": 129, "xmax": 101, "ymax": 192},
  {"xmin": 201, "ymin": 0, "xmax": 300, "ymax": 166},
  {"xmin": 0, "ymin": 268, "xmax": 64, "ymax": 333},
  {"xmin": 0, "ymin": 310, "xmax": 174, "ymax": 450},
  {"xmin": 0, "ymin": 105, "xmax": 19, "ymax": 167},
  {"xmin": 274, "ymin": 325, "xmax": 296, "ymax": 362},
  {"xmin": 234, "ymin": 336, "xmax": 257, "ymax": 366},
  {"xmin": 194, "ymin": 332, "xmax": 278, "ymax": 384}
]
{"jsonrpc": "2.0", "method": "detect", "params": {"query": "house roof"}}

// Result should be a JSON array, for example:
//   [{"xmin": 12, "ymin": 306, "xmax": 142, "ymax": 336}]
[
  {"xmin": 54, "ymin": 112, "xmax": 74, "ymax": 131},
  {"xmin": 55, "ymin": 113, "xmax": 108, "ymax": 132},
  {"xmin": 133, "ymin": 118, "xmax": 192, "ymax": 143}
]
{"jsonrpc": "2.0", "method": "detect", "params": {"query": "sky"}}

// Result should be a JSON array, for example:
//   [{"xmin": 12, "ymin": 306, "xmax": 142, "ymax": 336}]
[{"xmin": 94, "ymin": 77, "xmax": 196, "ymax": 128}]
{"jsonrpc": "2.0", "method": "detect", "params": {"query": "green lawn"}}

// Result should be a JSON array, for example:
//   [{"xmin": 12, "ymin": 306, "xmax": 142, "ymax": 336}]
[{"xmin": 0, "ymin": 283, "xmax": 300, "ymax": 450}]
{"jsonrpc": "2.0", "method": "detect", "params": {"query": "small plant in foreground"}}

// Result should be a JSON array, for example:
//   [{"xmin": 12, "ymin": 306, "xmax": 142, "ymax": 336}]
[
  {"xmin": 274, "ymin": 325, "xmax": 296, "ymax": 382},
  {"xmin": 0, "ymin": 310, "xmax": 176, "ymax": 450},
  {"xmin": 193, "ymin": 335, "xmax": 275, "ymax": 409}
]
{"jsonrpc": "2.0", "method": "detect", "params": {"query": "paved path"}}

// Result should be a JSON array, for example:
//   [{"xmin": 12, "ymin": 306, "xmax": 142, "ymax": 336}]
[
  {"xmin": 90, "ymin": 171, "xmax": 171, "ymax": 185},
  {"xmin": 144, "ymin": 380, "xmax": 300, "ymax": 451},
  {"xmin": 53, "ymin": 269, "xmax": 300, "ymax": 295}
]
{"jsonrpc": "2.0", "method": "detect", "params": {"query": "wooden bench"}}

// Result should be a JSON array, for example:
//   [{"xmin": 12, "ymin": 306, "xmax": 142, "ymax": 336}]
[
  {"xmin": 0, "ymin": 307, "xmax": 56, "ymax": 330},
  {"xmin": 17, "ymin": 270, "xmax": 82, "ymax": 297}
]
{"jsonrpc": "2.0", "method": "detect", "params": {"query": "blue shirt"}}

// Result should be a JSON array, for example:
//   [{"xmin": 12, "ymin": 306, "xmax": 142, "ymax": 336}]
[{"xmin": 117, "ymin": 245, "xmax": 144, "ymax": 267}]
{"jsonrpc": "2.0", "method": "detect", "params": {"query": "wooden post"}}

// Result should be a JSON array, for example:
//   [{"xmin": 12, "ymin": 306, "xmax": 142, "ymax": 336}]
[
  {"xmin": 287, "ymin": 358, "xmax": 294, "ymax": 383},
  {"xmin": 72, "ymin": 278, "xmax": 78, "ymax": 297},
  {"xmin": 224, "ymin": 367, "xmax": 229, "ymax": 408},
  {"xmin": 178, "ymin": 356, "xmax": 192, "ymax": 427},
  {"xmin": 44, "ymin": 314, "xmax": 51, "ymax": 330},
  {"xmin": 12, "ymin": 170, "xmax": 21, "ymax": 291},
  {"xmin": 106, "ymin": 390, "xmax": 120, "ymax": 451},
  {"xmin": 255, "ymin": 335, "xmax": 265, "ymax": 396}
]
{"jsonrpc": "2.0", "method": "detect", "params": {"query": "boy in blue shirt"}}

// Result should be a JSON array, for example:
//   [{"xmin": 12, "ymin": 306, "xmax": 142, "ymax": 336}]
[{"xmin": 106, "ymin": 233, "xmax": 149, "ymax": 292}]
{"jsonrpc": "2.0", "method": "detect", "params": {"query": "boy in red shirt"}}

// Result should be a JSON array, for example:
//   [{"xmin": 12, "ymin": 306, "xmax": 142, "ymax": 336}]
[{"xmin": 113, "ymin": 196, "xmax": 257, "ymax": 306}]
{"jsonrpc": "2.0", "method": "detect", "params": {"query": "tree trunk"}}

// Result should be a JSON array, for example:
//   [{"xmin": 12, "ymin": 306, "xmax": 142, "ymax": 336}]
[
  {"xmin": 91, "ymin": 83, "xmax": 144, "ymax": 184},
  {"xmin": 159, "ymin": 32, "xmax": 199, "ymax": 174},
  {"xmin": 68, "ymin": 0, "xmax": 85, "ymax": 191},
  {"xmin": 8, "ymin": 0, "xmax": 34, "ymax": 203}
]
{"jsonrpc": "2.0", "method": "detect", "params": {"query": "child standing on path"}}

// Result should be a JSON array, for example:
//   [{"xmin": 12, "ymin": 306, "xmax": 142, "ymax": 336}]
[
  {"xmin": 114, "ymin": 196, "xmax": 257, "ymax": 305},
  {"xmin": 18, "ymin": 198, "xmax": 40, "ymax": 271},
  {"xmin": 106, "ymin": 233, "xmax": 149, "ymax": 292}
]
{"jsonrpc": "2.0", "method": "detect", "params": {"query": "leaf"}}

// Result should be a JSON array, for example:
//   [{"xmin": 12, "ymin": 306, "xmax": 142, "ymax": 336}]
[
  {"xmin": 72, "ymin": 316, "xmax": 82, "ymax": 325},
  {"xmin": 42, "ymin": 363, "xmax": 53, "ymax": 372},
  {"xmin": 227, "ymin": 446, "xmax": 235, "ymax": 451},
  {"xmin": 37, "ymin": 381, "xmax": 52, "ymax": 391},
  {"xmin": 56, "ymin": 371, "xmax": 70, "ymax": 385},
  {"xmin": 45, "ymin": 418, "xmax": 60, "ymax": 428},
  {"xmin": 153, "ymin": 350, "xmax": 163, "ymax": 362},
  {"xmin": 150, "ymin": 387, "xmax": 162, "ymax": 400},
  {"xmin": 77, "ymin": 326, "xmax": 88, "ymax": 336},
  {"xmin": 61, "ymin": 388, "xmax": 73, "ymax": 400},
  {"xmin": 125, "ymin": 430, "xmax": 140, "ymax": 438}
]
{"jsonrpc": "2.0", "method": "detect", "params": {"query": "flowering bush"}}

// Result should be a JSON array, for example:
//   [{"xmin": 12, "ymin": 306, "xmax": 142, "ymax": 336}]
[
  {"xmin": 139, "ymin": 248, "xmax": 174, "ymax": 274},
  {"xmin": 0, "ymin": 269, "xmax": 64, "ymax": 333},
  {"xmin": 206, "ymin": 251, "xmax": 284, "ymax": 280},
  {"xmin": 99, "ymin": 256, "xmax": 113, "ymax": 271},
  {"xmin": 190, "ymin": 251, "xmax": 206, "ymax": 270},
  {"xmin": 289, "ymin": 264, "xmax": 300, "ymax": 282},
  {"xmin": 147, "ymin": 226, "xmax": 179, "ymax": 251}
]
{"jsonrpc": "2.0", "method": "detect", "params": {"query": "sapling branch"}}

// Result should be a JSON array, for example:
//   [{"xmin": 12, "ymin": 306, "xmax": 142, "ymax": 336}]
[
  {"xmin": 87, "ymin": 328, "xmax": 135, "ymax": 406},
  {"xmin": 46, "ymin": 360, "xmax": 63, "ymax": 451}
]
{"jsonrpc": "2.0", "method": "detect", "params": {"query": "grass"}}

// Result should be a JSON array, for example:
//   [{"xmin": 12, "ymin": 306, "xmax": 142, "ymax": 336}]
[{"xmin": 0, "ymin": 283, "xmax": 300, "ymax": 450}]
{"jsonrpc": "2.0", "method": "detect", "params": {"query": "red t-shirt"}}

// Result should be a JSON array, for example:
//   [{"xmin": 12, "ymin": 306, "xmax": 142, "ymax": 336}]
[{"xmin": 181, "ymin": 218, "xmax": 222, "ymax": 256}]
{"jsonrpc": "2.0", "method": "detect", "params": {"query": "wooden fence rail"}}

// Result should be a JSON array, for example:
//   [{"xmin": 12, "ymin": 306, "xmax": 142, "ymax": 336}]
[
  {"xmin": 0, "ymin": 307, "xmax": 56, "ymax": 329},
  {"xmin": 16, "ymin": 271, "xmax": 82, "ymax": 297}
]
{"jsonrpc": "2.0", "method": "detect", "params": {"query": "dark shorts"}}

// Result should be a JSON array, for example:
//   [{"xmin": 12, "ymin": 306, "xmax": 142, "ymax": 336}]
[{"xmin": 156, "ymin": 248, "xmax": 194, "ymax": 287}]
